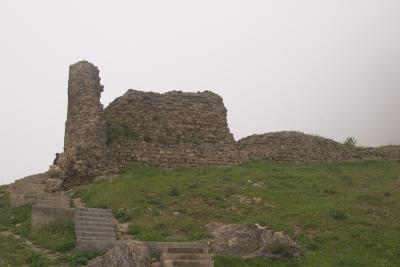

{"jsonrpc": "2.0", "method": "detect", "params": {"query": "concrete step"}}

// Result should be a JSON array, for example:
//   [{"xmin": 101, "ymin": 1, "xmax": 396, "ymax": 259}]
[
  {"xmin": 76, "ymin": 208, "xmax": 113, "ymax": 214},
  {"xmin": 74, "ymin": 208, "xmax": 117, "ymax": 252},
  {"xmin": 75, "ymin": 215, "xmax": 113, "ymax": 222},
  {"xmin": 75, "ymin": 212, "xmax": 113, "ymax": 218},
  {"xmin": 75, "ymin": 224, "xmax": 115, "ymax": 232},
  {"xmin": 164, "ymin": 247, "xmax": 207, "ymax": 254},
  {"xmin": 77, "ymin": 236, "xmax": 117, "ymax": 241},
  {"xmin": 37, "ymin": 197, "xmax": 67, "ymax": 200},
  {"xmin": 160, "ymin": 246, "xmax": 213, "ymax": 267},
  {"xmin": 163, "ymin": 260, "xmax": 213, "ymax": 267},
  {"xmin": 37, "ymin": 198, "xmax": 69, "ymax": 203},
  {"xmin": 76, "ymin": 231, "xmax": 116, "ymax": 239},
  {"xmin": 36, "ymin": 201, "xmax": 70, "ymax": 205},
  {"xmin": 36, "ymin": 194, "xmax": 70, "ymax": 208},
  {"xmin": 37, "ymin": 197, "xmax": 69, "ymax": 201},
  {"xmin": 36, "ymin": 199, "xmax": 69, "ymax": 203},
  {"xmin": 35, "ymin": 203, "xmax": 69, "ymax": 208},
  {"xmin": 162, "ymin": 254, "xmax": 212, "ymax": 261},
  {"xmin": 75, "ymin": 220, "xmax": 115, "ymax": 228}
]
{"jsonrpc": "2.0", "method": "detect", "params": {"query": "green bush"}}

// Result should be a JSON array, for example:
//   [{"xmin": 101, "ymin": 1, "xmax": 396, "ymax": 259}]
[
  {"xmin": 329, "ymin": 209, "xmax": 347, "ymax": 221},
  {"xmin": 143, "ymin": 134, "xmax": 153, "ymax": 143},
  {"xmin": 169, "ymin": 186, "xmax": 181, "ymax": 197},
  {"xmin": 114, "ymin": 208, "xmax": 133, "ymax": 223},
  {"xmin": 68, "ymin": 251, "xmax": 102, "ymax": 266},
  {"xmin": 267, "ymin": 239, "xmax": 292, "ymax": 256},
  {"xmin": 344, "ymin": 136, "xmax": 357, "ymax": 146}
]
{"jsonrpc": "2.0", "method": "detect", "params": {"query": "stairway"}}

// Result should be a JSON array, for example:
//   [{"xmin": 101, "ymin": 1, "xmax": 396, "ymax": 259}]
[
  {"xmin": 74, "ymin": 208, "xmax": 118, "ymax": 252},
  {"xmin": 36, "ymin": 193, "xmax": 70, "ymax": 208},
  {"xmin": 161, "ymin": 246, "xmax": 214, "ymax": 267},
  {"xmin": 10, "ymin": 173, "xmax": 47, "ymax": 207}
]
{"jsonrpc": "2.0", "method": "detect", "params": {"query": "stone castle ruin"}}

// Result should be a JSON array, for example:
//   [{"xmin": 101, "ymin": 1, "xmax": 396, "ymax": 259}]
[
  {"xmin": 10, "ymin": 61, "xmax": 400, "ymax": 201},
  {"xmin": 57, "ymin": 61, "xmax": 242, "ymax": 187}
]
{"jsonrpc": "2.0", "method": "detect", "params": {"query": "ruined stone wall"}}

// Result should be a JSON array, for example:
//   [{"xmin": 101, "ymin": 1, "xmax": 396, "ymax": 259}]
[
  {"xmin": 51, "ymin": 61, "xmax": 399, "ymax": 188},
  {"xmin": 238, "ymin": 131, "xmax": 388, "ymax": 163},
  {"xmin": 103, "ymin": 90, "xmax": 242, "ymax": 169},
  {"xmin": 372, "ymin": 145, "xmax": 400, "ymax": 160},
  {"xmin": 60, "ymin": 61, "xmax": 108, "ymax": 187}
]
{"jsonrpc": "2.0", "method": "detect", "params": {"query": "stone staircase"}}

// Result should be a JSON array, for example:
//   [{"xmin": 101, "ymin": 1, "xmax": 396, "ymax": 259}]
[
  {"xmin": 10, "ymin": 173, "xmax": 48, "ymax": 207},
  {"xmin": 160, "ymin": 246, "xmax": 214, "ymax": 267},
  {"xmin": 36, "ymin": 193, "xmax": 70, "ymax": 208},
  {"xmin": 74, "ymin": 208, "xmax": 118, "ymax": 252}
]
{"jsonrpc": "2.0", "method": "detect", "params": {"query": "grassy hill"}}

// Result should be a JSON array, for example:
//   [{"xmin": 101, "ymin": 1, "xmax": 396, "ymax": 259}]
[
  {"xmin": 1, "ymin": 160, "xmax": 400, "ymax": 266},
  {"xmin": 75, "ymin": 160, "xmax": 400, "ymax": 267}
]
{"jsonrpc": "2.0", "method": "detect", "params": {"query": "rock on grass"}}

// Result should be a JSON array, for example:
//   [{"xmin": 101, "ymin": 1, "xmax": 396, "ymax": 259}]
[{"xmin": 206, "ymin": 222, "xmax": 301, "ymax": 259}]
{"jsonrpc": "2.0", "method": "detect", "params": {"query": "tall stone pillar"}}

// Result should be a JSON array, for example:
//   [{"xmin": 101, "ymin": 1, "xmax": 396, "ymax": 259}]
[{"xmin": 61, "ymin": 61, "xmax": 107, "ymax": 188}]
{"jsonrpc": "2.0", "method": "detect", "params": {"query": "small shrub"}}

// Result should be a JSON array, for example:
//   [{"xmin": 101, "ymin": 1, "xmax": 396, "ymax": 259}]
[
  {"xmin": 329, "ymin": 209, "xmax": 347, "ymax": 221},
  {"xmin": 128, "ymin": 224, "xmax": 142, "ymax": 235},
  {"xmin": 0, "ymin": 194, "xmax": 6, "ymax": 208},
  {"xmin": 323, "ymin": 188, "xmax": 337, "ymax": 195},
  {"xmin": 143, "ymin": 134, "xmax": 153, "ymax": 143},
  {"xmin": 69, "ymin": 251, "xmax": 103, "ymax": 266},
  {"xmin": 169, "ymin": 187, "xmax": 181, "ymax": 197},
  {"xmin": 267, "ymin": 239, "xmax": 292, "ymax": 256},
  {"xmin": 147, "ymin": 196, "xmax": 164, "ymax": 207},
  {"xmin": 357, "ymin": 194, "xmax": 383, "ymax": 206},
  {"xmin": 340, "ymin": 176, "xmax": 353, "ymax": 186},
  {"xmin": 344, "ymin": 136, "xmax": 357, "ymax": 146},
  {"xmin": 114, "ymin": 208, "xmax": 132, "ymax": 223},
  {"xmin": 154, "ymin": 223, "xmax": 168, "ymax": 232},
  {"xmin": 105, "ymin": 120, "xmax": 137, "ymax": 145}
]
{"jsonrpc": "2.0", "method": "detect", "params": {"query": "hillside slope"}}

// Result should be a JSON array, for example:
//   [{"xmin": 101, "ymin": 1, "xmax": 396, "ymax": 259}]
[{"xmin": 74, "ymin": 160, "xmax": 400, "ymax": 267}]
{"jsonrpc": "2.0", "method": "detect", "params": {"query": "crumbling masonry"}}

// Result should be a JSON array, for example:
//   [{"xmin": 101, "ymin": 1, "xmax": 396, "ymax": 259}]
[
  {"xmin": 57, "ymin": 61, "xmax": 243, "ymax": 187},
  {"xmin": 45, "ymin": 61, "xmax": 400, "ymax": 188}
]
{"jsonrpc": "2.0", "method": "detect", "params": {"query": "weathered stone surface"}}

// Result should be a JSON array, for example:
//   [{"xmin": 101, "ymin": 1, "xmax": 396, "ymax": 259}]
[
  {"xmin": 9, "ymin": 172, "xmax": 48, "ymax": 207},
  {"xmin": 238, "ymin": 131, "xmax": 397, "ymax": 163},
  {"xmin": 75, "ymin": 208, "xmax": 117, "ymax": 253},
  {"xmin": 86, "ymin": 241, "xmax": 151, "ymax": 267},
  {"xmin": 57, "ymin": 61, "xmax": 244, "ymax": 187},
  {"xmin": 160, "ymin": 246, "xmax": 213, "ymax": 267},
  {"xmin": 31, "ymin": 207, "xmax": 74, "ymax": 230},
  {"xmin": 61, "ymin": 61, "xmax": 108, "ymax": 188},
  {"xmin": 103, "ymin": 90, "xmax": 242, "ymax": 169},
  {"xmin": 45, "ymin": 178, "xmax": 63, "ymax": 193},
  {"xmin": 29, "ymin": 61, "xmax": 400, "ymax": 188},
  {"xmin": 206, "ymin": 222, "xmax": 301, "ymax": 259},
  {"xmin": 48, "ymin": 165, "xmax": 63, "ymax": 179}
]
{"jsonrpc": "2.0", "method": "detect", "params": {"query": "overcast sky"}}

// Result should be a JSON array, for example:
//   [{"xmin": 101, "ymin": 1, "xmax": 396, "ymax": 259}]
[{"xmin": 1, "ymin": 0, "xmax": 399, "ymax": 185}]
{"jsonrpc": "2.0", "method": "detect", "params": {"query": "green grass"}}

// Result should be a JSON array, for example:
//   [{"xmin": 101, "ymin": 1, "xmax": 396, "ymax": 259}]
[
  {"xmin": 0, "ymin": 233, "xmax": 53, "ymax": 267},
  {"xmin": 74, "ymin": 160, "xmax": 400, "ymax": 267},
  {"xmin": 30, "ymin": 220, "xmax": 75, "ymax": 253}
]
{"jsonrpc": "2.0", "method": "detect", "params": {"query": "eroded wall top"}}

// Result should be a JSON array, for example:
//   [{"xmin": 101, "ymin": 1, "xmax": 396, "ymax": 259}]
[{"xmin": 103, "ymin": 89, "xmax": 236, "ymax": 146}]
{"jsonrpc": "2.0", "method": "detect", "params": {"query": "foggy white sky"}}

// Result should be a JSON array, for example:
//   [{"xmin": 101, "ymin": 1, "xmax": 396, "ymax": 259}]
[{"xmin": 1, "ymin": 0, "xmax": 399, "ymax": 185}]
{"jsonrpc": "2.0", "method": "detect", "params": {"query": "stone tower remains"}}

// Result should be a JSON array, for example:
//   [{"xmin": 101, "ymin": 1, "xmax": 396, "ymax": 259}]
[{"xmin": 61, "ymin": 61, "xmax": 107, "ymax": 187}]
